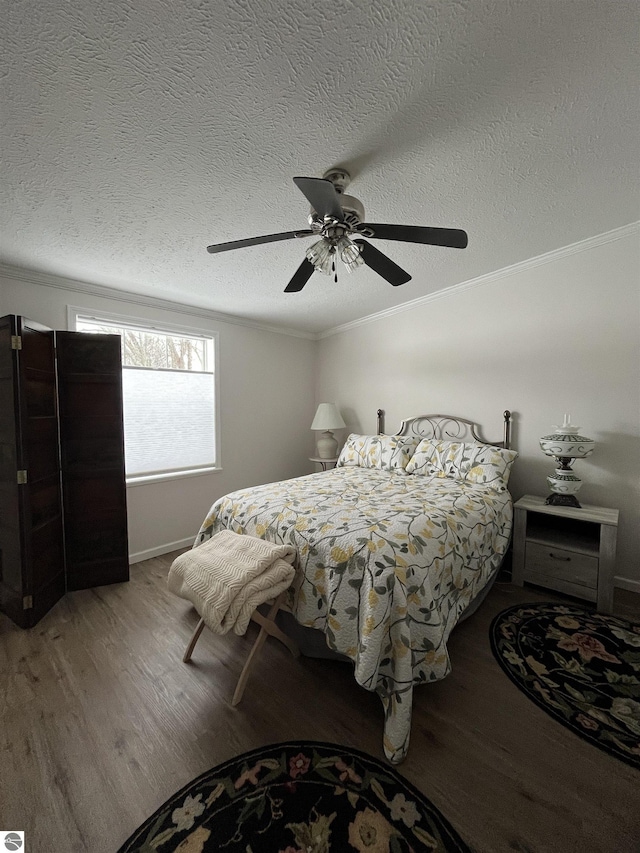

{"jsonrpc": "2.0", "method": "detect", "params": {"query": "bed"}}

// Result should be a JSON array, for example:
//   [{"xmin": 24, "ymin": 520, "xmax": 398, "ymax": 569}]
[{"xmin": 194, "ymin": 409, "xmax": 515, "ymax": 763}]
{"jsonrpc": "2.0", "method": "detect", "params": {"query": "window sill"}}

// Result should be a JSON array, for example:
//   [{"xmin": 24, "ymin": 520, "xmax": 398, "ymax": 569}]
[{"xmin": 126, "ymin": 467, "xmax": 222, "ymax": 488}]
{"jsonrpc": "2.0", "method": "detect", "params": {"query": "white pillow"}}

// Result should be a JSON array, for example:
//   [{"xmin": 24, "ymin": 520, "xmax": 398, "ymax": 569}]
[{"xmin": 336, "ymin": 434, "xmax": 418, "ymax": 471}]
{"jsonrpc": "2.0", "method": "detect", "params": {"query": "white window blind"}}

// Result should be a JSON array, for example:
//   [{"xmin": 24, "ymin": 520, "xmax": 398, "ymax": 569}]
[
  {"xmin": 73, "ymin": 314, "xmax": 217, "ymax": 478},
  {"xmin": 123, "ymin": 369, "xmax": 215, "ymax": 476}
]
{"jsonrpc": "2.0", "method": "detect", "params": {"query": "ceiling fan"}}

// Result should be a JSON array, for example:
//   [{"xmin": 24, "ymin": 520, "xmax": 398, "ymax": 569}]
[{"xmin": 206, "ymin": 169, "xmax": 468, "ymax": 292}]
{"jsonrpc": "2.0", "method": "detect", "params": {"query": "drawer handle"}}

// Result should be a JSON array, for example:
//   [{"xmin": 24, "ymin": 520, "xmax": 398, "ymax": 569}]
[{"xmin": 549, "ymin": 552, "xmax": 571, "ymax": 562}]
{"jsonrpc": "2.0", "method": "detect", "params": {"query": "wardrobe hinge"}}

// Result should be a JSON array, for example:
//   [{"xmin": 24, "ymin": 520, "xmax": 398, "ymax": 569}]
[
  {"xmin": 17, "ymin": 470, "xmax": 28, "ymax": 484},
  {"xmin": 11, "ymin": 335, "xmax": 22, "ymax": 350},
  {"xmin": 23, "ymin": 595, "xmax": 33, "ymax": 610}
]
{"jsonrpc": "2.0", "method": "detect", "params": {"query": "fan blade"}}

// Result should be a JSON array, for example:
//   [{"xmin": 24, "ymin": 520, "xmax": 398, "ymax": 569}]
[
  {"xmin": 354, "ymin": 240, "xmax": 412, "ymax": 287},
  {"xmin": 207, "ymin": 230, "xmax": 313, "ymax": 254},
  {"xmin": 284, "ymin": 258, "xmax": 315, "ymax": 293},
  {"xmin": 363, "ymin": 224, "xmax": 468, "ymax": 249},
  {"xmin": 293, "ymin": 177, "xmax": 344, "ymax": 221}
]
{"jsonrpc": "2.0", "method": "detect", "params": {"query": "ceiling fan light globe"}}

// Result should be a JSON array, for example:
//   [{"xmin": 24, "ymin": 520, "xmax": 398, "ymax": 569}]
[
  {"xmin": 306, "ymin": 239, "xmax": 334, "ymax": 275},
  {"xmin": 344, "ymin": 254, "xmax": 365, "ymax": 273},
  {"xmin": 337, "ymin": 236, "xmax": 364, "ymax": 273}
]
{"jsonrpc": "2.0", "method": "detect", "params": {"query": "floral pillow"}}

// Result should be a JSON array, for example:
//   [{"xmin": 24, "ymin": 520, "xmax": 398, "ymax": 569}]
[
  {"xmin": 336, "ymin": 434, "xmax": 418, "ymax": 472},
  {"xmin": 406, "ymin": 439, "xmax": 518, "ymax": 491},
  {"xmin": 405, "ymin": 440, "xmax": 467, "ymax": 478}
]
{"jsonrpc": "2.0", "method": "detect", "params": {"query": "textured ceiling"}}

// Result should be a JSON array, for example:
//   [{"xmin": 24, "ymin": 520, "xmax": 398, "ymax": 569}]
[{"xmin": 1, "ymin": 0, "xmax": 638, "ymax": 335}]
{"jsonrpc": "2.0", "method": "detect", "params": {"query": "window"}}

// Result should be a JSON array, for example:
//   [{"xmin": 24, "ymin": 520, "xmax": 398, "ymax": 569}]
[{"xmin": 71, "ymin": 310, "xmax": 218, "ymax": 481}]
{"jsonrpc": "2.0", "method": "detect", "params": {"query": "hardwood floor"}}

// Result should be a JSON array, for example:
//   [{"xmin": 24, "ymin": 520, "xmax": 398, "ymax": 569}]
[{"xmin": 1, "ymin": 552, "xmax": 638, "ymax": 853}]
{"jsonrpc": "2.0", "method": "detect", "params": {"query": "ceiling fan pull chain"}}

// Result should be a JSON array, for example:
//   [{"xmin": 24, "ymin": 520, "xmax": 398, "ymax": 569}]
[{"xmin": 332, "ymin": 258, "xmax": 338, "ymax": 283}]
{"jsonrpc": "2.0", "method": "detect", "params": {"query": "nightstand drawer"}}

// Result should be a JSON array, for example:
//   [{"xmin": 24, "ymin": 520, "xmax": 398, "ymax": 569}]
[{"xmin": 525, "ymin": 542, "xmax": 598, "ymax": 588}]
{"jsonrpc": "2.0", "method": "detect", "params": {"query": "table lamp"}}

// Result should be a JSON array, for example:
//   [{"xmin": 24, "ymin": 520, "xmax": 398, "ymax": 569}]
[
  {"xmin": 539, "ymin": 414, "xmax": 595, "ymax": 507},
  {"xmin": 311, "ymin": 403, "xmax": 345, "ymax": 459}
]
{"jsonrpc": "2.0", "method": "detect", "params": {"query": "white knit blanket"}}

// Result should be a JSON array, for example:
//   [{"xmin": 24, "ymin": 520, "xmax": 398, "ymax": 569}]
[{"xmin": 167, "ymin": 530, "xmax": 296, "ymax": 635}]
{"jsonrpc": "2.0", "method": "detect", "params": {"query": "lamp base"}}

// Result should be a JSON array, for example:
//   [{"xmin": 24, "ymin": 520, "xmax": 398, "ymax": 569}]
[
  {"xmin": 316, "ymin": 430, "xmax": 338, "ymax": 459},
  {"xmin": 545, "ymin": 493, "xmax": 582, "ymax": 509}
]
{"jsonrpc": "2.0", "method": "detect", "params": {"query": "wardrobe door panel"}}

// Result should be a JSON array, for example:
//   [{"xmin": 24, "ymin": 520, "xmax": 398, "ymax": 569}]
[
  {"xmin": 0, "ymin": 316, "xmax": 65, "ymax": 628},
  {"xmin": 29, "ymin": 477, "xmax": 63, "ymax": 529},
  {"xmin": 56, "ymin": 332, "xmax": 129, "ymax": 591},
  {"xmin": 18, "ymin": 318, "xmax": 66, "ymax": 625},
  {"xmin": 61, "ymin": 376, "xmax": 122, "ymax": 419},
  {"xmin": 0, "ymin": 318, "xmax": 21, "ymax": 622},
  {"xmin": 25, "ymin": 418, "xmax": 60, "ymax": 481},
  {"xmin": 30, "ymin": 519, "xmax": 66, "ymax": 591}
]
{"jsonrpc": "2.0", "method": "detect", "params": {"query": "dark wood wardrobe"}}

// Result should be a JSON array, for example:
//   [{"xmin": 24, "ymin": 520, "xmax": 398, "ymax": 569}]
[{"xmin": 0, "ymin": 315, "xmax": 129, "ymax": 628}]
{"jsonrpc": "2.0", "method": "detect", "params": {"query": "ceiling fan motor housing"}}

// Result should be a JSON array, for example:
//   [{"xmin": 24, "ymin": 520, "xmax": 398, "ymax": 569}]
[
  {"xmin": 307, "ymin": 194, "xmax": 366, "ymax": 228},
  {"xmin": 338, "ymin": 194, "xmax": 365, "ymax": 223},
  {"xmin": 308, "ymin": 170, "xmax": 366, "ymax": 228},
  {"xmin": 306, "ymin": 168, "xmax": 365, "ymax": 227}
]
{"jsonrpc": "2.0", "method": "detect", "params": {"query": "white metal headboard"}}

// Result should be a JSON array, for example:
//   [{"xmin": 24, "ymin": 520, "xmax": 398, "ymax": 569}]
[{"xmin": 377, "ymin": 409, "xmax": 512, "ymax": 449}]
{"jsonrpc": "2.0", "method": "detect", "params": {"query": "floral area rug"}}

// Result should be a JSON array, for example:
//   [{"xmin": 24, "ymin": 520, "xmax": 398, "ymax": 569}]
[
  {"xmin": 116, "ymin": 741, "xmax": 470, "ymax": 852},
  {"xmin": 490, "ymin": 602, "xmax": 640, "ymax": 768}
]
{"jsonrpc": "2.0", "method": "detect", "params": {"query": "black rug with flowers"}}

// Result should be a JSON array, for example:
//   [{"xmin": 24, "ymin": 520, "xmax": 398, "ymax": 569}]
[
  {"xmin": 490, "ymin": 602, "xmax": 640, "ymax": 769},
  {"xmin": 116, "ymin": 741, "xmax": 470, "ymax": 852}
]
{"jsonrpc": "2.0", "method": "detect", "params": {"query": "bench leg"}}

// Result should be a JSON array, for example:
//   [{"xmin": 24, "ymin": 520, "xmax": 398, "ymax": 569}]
[
  {"xmin": 232, "ymin": 591, "xmax": 298, "ymax": 706},
  {"xmin": 183, "ymin": 617, "xmax": 206, "ymax": 663},
  {"xmin": 232, "ymin": 622, "xmax": 270, "ymax": 706},
  {"xmin": 251, "ymin": 609, "xmax": 300, "ymax": 658}
]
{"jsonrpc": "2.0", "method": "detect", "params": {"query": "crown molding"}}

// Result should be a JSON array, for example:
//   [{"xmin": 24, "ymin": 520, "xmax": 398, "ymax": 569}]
[
  {"xmin": 318, "ymin": 220, "xmax": 640, "ymax": 340},
  {"xmin": 0, "ymin": 263, "xmax": 317, "ymax": 341}
]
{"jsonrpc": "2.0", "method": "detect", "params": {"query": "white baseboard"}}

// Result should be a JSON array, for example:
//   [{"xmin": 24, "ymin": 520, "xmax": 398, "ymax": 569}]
[
  {"xmin": 614, "ymin": 576, "xmax": 640, "ymax": 595},
  {"xmin": 129, "ymin": 537, "xmax": 194, "ymax": 564}
]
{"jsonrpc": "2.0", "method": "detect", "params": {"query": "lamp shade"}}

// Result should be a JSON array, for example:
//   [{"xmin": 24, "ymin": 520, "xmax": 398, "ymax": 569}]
[
  {"xmin": 539, "ymin": 413, "xmax": 594, "ymax": 458},
  {"xmin": 310, "ymin": 403, "xmax": 346, "ymax": 431}
]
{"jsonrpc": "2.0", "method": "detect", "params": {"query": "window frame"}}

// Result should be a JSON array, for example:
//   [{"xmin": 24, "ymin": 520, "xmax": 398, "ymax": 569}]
[{"xmin": 67, "ymin": 305, "xmax": 221, "ymax": 485}]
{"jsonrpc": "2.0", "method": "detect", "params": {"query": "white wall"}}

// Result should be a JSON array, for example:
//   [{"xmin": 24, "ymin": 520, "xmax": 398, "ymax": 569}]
[
  {"xmin": 316, "ymin": 227, "xmax": 640, "ymax": 587},
  {"xmin": 0, "ymin": 270, "xmax": 317, "ymax": 561}
]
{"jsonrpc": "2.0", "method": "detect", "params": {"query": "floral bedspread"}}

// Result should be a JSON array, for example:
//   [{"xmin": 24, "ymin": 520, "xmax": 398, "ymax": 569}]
[{"xmin": 194, "ymin": 467, "xmax": 513, "ymax": 763}]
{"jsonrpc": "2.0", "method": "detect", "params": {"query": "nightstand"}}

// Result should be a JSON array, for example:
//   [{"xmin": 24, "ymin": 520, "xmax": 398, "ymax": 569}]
[
  {"xmin": 309, "ymin": 457, "xmax": 338, "ymax": 471},
  {"xmin": 512, "ymin": 495, "xmax": 619, "ymax": 613}
]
